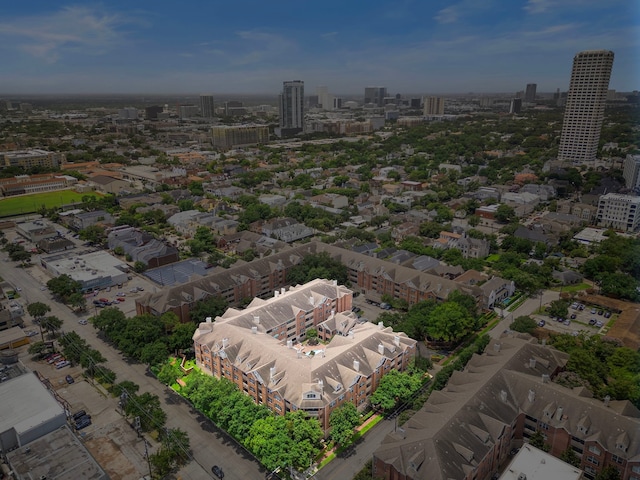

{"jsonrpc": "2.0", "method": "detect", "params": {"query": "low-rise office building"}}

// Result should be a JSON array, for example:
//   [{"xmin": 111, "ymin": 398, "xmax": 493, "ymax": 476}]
[
  {"xmin": 596, "ymin": 193, "xmax": 640, "ymax": 232},
  {"xmin": 40, "ymin": 249, "xmax": 128, "ymax": 291}
]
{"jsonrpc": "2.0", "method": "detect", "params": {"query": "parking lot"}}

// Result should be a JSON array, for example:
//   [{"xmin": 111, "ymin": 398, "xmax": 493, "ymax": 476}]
[
  {"xmin": 18, "ymin": 347, "xmax": 153, "ymax": 480},
  {"xmin": 535, "ymin": 301, "xmax": 613, "ymax": 336}
]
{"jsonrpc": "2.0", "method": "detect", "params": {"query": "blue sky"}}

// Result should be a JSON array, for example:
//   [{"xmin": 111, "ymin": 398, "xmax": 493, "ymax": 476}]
[{"xmin": 0, "ymin": 1, "xmax": 638, "ymax": 95}]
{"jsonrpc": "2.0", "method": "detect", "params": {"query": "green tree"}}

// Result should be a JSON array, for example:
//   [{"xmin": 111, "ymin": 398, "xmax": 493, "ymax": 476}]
[
  {"xmin": 369, "ymin": 369, "xmax": 423, "ymax": 412},
  {"xmin": 161, "ymin": 428, "xmax": 191, "ymax": 465},
  {"xmin": 495, "ymin": 204, "xmax": 516, "ymax": 223},
  {"xmin": 595, "ymin": 465, "xmax": 621, "ymax": 480},
  {"xmin": 47, "ymin": 274, "xmax": 82, "ymax": 301},
  {"xmin": 124, "ymin": 392, "xmax": 167, "ymax": 432},
  {"xmin": 548, "ymin": 299, "xmax": 569, "ymax": 319},
  {"xmin": 80, "ymin": 348, "xmax": 107, "ymax": 376},
  {"xmin": 287, "ymin": 252, "xmax": 348, "ymax": 285},
  {"xmin": 189, "ymin": 295, "xmax": 229, "ymax": 323},
  {"xmin": 157, "ymin": 360, "xmax": 184, "ymax": 386},
  {"xmin": 68, "ymin": 292, "xmax": 87, "ymax": 312},
  {"xmin": 559, "ymin": 447, "xmax": 580, "ymax": 467},
  {"xmin": 329, "ymin": 402, "xmax": 360, "ymax": 445},
  {"xmin": 425, "ymin": 302, "xmax": 475, "ymax": 343},
  {"xmin": 41, "ymin": 315, "xmax": 63, "ymax": 337},
  {"xmin": 510, "ymin": 316, "xmax": 538, "ymax": 334},
  {"xmin": 27, "ymin": 302, "xmax": 51, "ymax": 338},
  {"xmin": 133, "ymin": 261, "xmax": 147, "ymax": 273},
  {"xmin": 78, "ymin": 225, "xmax": 105, "ymax": 244},
  {"xmin": 528, "ymin": 430, "xmax": 550, "ymax": 451}
]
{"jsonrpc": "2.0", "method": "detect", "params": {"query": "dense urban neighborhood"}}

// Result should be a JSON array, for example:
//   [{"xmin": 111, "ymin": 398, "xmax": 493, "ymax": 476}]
[{"xmin": 0, "ymin": 70, "xmax": 639, "ymax": 480}]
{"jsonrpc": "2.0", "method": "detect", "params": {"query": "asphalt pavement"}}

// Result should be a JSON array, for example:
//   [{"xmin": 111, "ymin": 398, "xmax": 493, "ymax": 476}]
[{"xmin": 4, "ymin": 254, "xmax": 265, "ymax": 480}]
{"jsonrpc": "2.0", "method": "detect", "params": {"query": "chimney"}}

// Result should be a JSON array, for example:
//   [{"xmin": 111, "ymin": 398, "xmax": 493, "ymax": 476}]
[
  {"xmin": 541, "ymin": 338, "xmax": 547, "ymax": 346},
  {"xmin": 494, "ymin": 342, "xmax": 501, "ymax": 352},
  {"xmin": 555, "ymin": 406, "xmax": 563, "ymax": 421},
  {"xmin": 281, "ymin": 287, "xmax": 286, "ymax": 294},
  {"xmin": 541, "ymin": 374, "xmax": 550, "ymax": 383},
  {"xmin": 500, "ymin": 390, "xmax": 508, "ymax": 402},
  {"xmin": 251, "ymin": 326, "xmax": 257, "ymax": 334},
  {"xmin": 378, "ymin": 343, "xmax": 385, "ymax": 355},
  {"xmin": 332, "ymin": 279, "xmax": 337, "ymax": 286},
  {"xmin": 269, "ymin": 366, "xmax": 276, "ymax": 381},
  {"xmin": 205, "ymin": 317, "xmax": 212, "ymax": 323},
  {"xmin": 604, "ymin": 395, "xmax": 610, "ymax": 407},
  {"xmin": 318, "ymin": 379, "xmax": 323, "ymax": 393},
  {"xmin": 394, "ymin": 336, "xmax": 400, "ymax": 347},
  {"xmin": 331, "ymin": 309, "xmax": 335, "ymax": 318},
  {"xmin": 529, "ymin": 358, "xmax": 536, "ymax": 368},
  {"xmin": 253, "ymin": 315, "xmax": 260, "ymax": 324},
  {"xmin": 287, "ymin": 339, "xmax": 293, "ymax": 349},
  {"xmin": 274, "ymin": 290, "xmax": 279, "ymax": 298},
  {"xmin": 222, "ymin": 338, "xmax": 229, "ymax": 348},
  {"xmin": 528, "ymin": 389, "xmax": 535, "ymax": 403},
  {"xmin": 353, "ymin": 360, "xmax": 360, "ymax": 371},
  {"xmin": 378, "ymin": 321, "xmax": 384, "ymax": 329},
  {"xmin": 348, "ymin": 330, "xmax": 354, "ymax": 339},
  {"xmin": 397, "ymin": 427, "xmax": 406, "ymax": 439}
]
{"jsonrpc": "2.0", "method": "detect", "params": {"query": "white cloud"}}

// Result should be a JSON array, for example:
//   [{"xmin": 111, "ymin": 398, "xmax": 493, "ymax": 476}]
[
  {"xmin": 434, "ymin": 6, "xmax": 460, "ymax": 24},
  {"xmin": 0, "ymin": 6, "xmax": 130, "ymax": 61},
  {"xmin": 524, "ymin": 0, "xmax": 552, "ymax": 14}
]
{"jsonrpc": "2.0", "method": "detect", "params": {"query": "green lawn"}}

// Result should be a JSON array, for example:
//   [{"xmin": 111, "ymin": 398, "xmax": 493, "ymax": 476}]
[
  {"xmin": 551, "ymin": 282, "xmax": 591, "ymax": 293},
  {"xmin": 0, "ymin": 190, "xmax": 99, "ymax": 217}
]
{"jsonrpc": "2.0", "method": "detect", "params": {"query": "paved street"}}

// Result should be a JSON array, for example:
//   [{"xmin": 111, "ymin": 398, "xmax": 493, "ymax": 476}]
[{"xmin": 5, "ymin": 256, "xmax": 265, "ymax": 480}]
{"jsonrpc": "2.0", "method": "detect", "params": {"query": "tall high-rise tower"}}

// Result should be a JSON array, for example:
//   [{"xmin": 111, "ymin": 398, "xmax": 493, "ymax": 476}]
[
  {"xmin": 279, "ymin": 80, "xmax": 304, "ymax": 136},
  {"xmin": 364, "ymin": 87, "xmax": 387, "ymax": 107},
  {"xmin": 557, "ymin": 50, "xmax": 614, "ymax": 163},
  {"xmin": 524, "ymin": 83, "xmax": 537, "ymax": 103},
  {"xmin": 424, "ymin": 96, "xmax": 445, "ymax": 115},
  {"xmin": 200, "ymin": 94, "xmax": 215, "ymax": 118}
]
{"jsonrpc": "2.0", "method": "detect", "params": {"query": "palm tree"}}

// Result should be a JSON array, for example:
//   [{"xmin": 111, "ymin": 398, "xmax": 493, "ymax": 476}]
[{"xmin": 27, "ymin": 302, "xmax": 51, "ymax": 342}]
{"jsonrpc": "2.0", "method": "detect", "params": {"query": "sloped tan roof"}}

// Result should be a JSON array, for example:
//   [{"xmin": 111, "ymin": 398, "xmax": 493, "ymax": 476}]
[{"xmin": 374, "ymin": 335, "xmax": 640, "ymax": 479}]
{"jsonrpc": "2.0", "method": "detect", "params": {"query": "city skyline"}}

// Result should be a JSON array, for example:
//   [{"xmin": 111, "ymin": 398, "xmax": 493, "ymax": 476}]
[{"xmin": 0, "ymin": 1, "xmax": 638, "ymax": 95}]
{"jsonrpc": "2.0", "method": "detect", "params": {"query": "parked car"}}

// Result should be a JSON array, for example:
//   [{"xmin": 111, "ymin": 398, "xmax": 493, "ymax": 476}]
[
  {"xmin": 211, "ymin": 466, "xmax": 224, "ymax": 479},
  {"xmin": 570, "ymin": 313, "xmax": 577, "ymax": 319},
  {"xmin": 591, "ymin": 308, "xmax": 597, "ymax": 314},
  {"xmin": 597, "ymin": 310, "xmax": 604, "ymax": 316},
  {"xmin": 589, "ymin": 318, "xmax": 597, "ymax": 325},
  {"xmin": 78, "ymin": 319, "xmax": 88, "ymax": 325},
  {"xmin": 604, "ymin": 311, "xmax": 611, "ymax": 318},
  {"xmin": 65, "ymin": 375, "xmax": 75, "ymax": 384},
  {"xmin": 75, "ymin": 417, "xmax": 91, "ymax": 430},
  {"xmin": 538, "ymin": 320, "xmax": 546, "ymax": 327},
  {"xmin": 55, "ymin": 360, "xmax": 70, "ymax": 369},
  {"xmin": 116, "ymin": 297, "xmax": 125, "ymax": 302},
  {"xmin": 563, "ymin": 319, "xmax": 571, "ymax": 326},
  {"xmin": 72, "ymin": 410, "xmax": 87, "ymax": 421},
  {"xmin": 595, "ymin": 320, "xmax": 604, "ymax": 328}
]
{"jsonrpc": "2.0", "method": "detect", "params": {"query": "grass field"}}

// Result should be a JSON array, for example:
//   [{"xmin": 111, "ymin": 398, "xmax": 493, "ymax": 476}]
[{"xmin": 0, "ymin": 190, "xmax": 99, "ymax": 218}]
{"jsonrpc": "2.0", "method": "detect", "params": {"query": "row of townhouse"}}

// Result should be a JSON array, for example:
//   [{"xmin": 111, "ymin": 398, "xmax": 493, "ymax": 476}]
[
  {"xmin": 192, "ymin": 279, "xmax": 416, "ymax": 431},
  {"xmin": 373, "ymin": 335, "xmax": 640, "ymax": 480},
  {"xmin": 136, "ymin": 242, "xmax": 514, "ymax": 323}
]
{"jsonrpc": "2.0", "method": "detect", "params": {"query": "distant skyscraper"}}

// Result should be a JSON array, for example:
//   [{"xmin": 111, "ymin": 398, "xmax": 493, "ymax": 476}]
[
  {"xmin": 423, "ymin": 96, "xmax": 445, "ymax": 115},
  {"xmin": 200, "ymin": 94, "xmax": 215, "ymax": 118},
  {"xmin": 279, "ymin": 80, "xmax": 304, "ymax": 136},
  {"xmin": 316, "ymin": 86, "xmax": 334, "ymax": 111},
  {"xmin": 525, "ymin": 83, "xmax": 537, "ymax": 103},
  {"xmin": 509, "ymin": 98, "xmax": 522, "ymax": 114},
  {"xmin": 364, "ymin": 87, "xmax": 387, "ymax": 107},
  {"xmin": 558, "ymin": 50, "xmax": 614, "ymax": 163}
]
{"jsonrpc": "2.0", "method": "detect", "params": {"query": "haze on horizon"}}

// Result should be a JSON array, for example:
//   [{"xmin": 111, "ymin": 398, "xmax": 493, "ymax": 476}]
[{"xmin": 0, "ymin": 1, "xmax": 638, "ymax": 96}]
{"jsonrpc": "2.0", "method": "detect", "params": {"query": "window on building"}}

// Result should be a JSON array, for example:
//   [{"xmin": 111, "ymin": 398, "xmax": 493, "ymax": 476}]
[
  {"xmin": 612, "ymin": 455, "xmax": 624, "ymax": 465},
  {"xmin": 586, "ymin": 456, "xmax": 599, "ymax": 466},
  {"xmin": 588, "ymin": 445, "xmax": 601, "ymax": 455}
]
